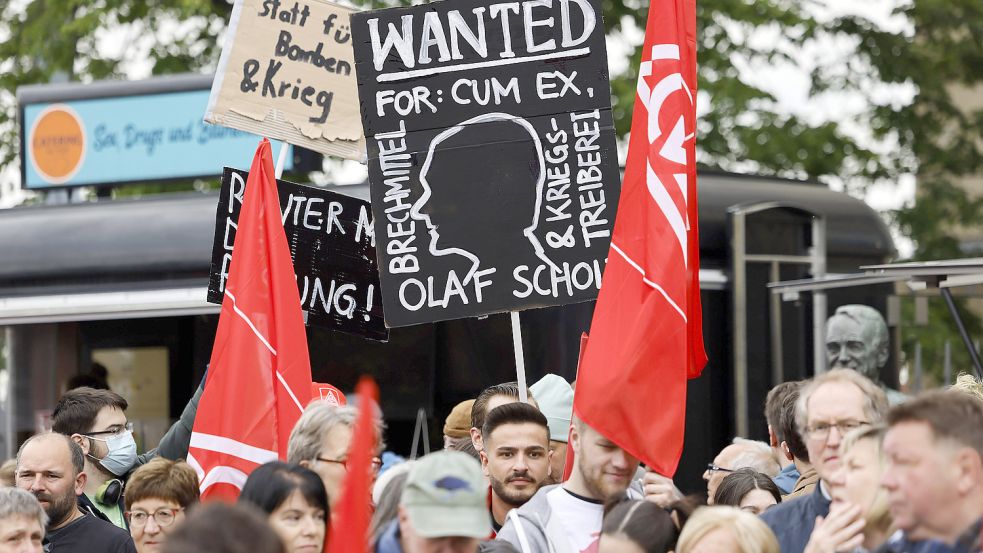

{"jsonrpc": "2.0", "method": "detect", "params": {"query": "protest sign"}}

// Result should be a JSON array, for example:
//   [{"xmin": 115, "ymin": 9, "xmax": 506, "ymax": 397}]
[
  {"xmin": 206, "ymin": 0, "xmax": 366, "ymax": 161},
  {"xmin": 351, "ymin": 0, "xmax": 621, "ymax": 327},
  {"xmin": 208, "ymin": 167, "xmax": 388, "ymax": 341}
]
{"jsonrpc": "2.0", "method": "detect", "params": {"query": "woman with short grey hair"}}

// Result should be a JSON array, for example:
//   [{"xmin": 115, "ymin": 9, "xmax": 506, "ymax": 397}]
[{"xmin": 0, "ymin": 487, "xmax": 48, "ymax": 552}]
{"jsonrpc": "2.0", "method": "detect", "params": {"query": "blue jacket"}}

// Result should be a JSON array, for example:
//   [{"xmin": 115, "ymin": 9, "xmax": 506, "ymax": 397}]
[
  {"xmin": 773, "ymin": 463, "xmax": 801, "ymax": 495},
  {"xmin": 761, "ymin": 481, "xmax": 831, "ymax": 553},
  {"xmin": 375, "ymin": 521, "xmax": 404, "ymax": 553}
]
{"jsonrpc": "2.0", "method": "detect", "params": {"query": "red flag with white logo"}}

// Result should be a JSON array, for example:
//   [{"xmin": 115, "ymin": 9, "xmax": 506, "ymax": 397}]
[
  {"xmin": 327, "ymin": 377, "xmax": 379, "ymax": 553},
  {"xmin": 573, "ymin": 0, "xmax": 706, "ymax": 476},
  {"xmin": 188, "ymin": 139, "xmax": 313, "ymax": 501}
]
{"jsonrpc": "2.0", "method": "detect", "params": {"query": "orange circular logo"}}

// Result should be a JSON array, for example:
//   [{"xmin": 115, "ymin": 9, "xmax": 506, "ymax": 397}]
[{"xmin": 29, "ymin": 105, "xmax": 86, "ymax": 184}]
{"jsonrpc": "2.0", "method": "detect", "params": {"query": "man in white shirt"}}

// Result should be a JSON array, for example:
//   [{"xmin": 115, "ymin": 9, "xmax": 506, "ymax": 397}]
[{"xmin": 496, "ymin": 417, "xmax": 640, "ymax": 553}]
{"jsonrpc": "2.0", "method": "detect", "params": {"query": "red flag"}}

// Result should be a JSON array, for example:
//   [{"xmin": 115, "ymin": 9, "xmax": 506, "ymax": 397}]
[
  {"xmin": 562, "ymin": 332, "xmax": 589, "ymax": 482},
  {"xmin": 187, "ymin": 139, "xmax": 313, "ymax": 501},
  {"xmin": 573, "ymin": 0, "xmax": 706, "ymax": 477},
  {"xmin": 327, "ymin": 377, "xmax": 379, "ymax": 553}
]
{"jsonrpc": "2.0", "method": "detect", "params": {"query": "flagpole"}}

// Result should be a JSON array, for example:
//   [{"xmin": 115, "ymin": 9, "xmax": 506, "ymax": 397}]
[
  {"xmin": 274, "ymin": 141, "xmax": 289, "ymax": 179},
  {"xmin": 511, "ymin": 311, "xmax": 528, "ymax": 402}
]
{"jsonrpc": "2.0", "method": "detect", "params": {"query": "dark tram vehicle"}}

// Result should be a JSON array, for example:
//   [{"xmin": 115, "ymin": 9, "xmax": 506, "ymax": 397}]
[{"xmin": 0, "ymin": 169, "xmax": 894, "ymax": 493}]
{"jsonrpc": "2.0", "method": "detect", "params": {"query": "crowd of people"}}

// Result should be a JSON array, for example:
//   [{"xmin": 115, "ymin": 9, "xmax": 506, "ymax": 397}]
[{"xmin": 4, "ymin": 359, "xmax": 983, "ymax": 553}]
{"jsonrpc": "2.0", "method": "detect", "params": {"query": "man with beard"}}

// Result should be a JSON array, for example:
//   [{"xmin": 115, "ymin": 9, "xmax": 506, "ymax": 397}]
[
  {"xmin": 480, "ymin": 403, "xmax": 552, "ymax": 534},
  {"xmin": 497, "ymin": 417, "xmax": 641, "ymax": 553},
  {"xmin": 15, "ymin": 433, "xmax": 135, "ymax": 552}
]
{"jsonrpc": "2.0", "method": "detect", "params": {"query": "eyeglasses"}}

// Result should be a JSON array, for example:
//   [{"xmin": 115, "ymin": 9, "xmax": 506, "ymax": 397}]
[
  {"xmin": 125, "ymin": 507, "xmax": 183, "ymax": 528},
  {"xmin": 315, "ymin": 456, "xmax": 383, "ymax": 472},
  {"xmin": 805, "ymin": 420, "xmax": 870, "ymax": 440},
  {"xmin": 87, "ymin": 422, "xmax": 134, "ymax": 438},
  {"xmin": 706, "ymin": 463, "xmax": 734, "ymax": 474}
]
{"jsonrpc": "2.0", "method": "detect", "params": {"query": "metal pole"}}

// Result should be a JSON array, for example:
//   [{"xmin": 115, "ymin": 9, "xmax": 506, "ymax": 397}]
[
  {"xmin": 944, "ymin": 341, "xmax": 952, "ymax": 386},
  {"xmin": 731, "ymin": 212, "xmax": 748, "ymax": 438},
  {"xmin": 811, "ymin": 217, "xmax": 828, "ymax": 374},
  {"xmin": 769, "ymin": 262, "xmax": 784, "ymax": 385},
  {"xmin": 914, "ymin": 341, "xmax": 923, "ymax": 393},
  {"xmin": 941, "ymin": 287, "xmax": 983, "ymax": 379},
  {"xmin": 2, "ymin": 327, "xmax": 13, "ymax": 459}
]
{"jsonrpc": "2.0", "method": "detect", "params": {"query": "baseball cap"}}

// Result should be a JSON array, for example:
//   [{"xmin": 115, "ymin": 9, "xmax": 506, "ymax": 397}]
[
  {"xmin": 529, "ymin": 374, "xmax": 573, "ymax": 442},
  {"xmin": 400, "ymin": 451, "xmax": 490, "ymax": 538},
  {"xmin": 311, "ymin": 382, "xmax": 346, "ymax": 406},
  {"xmin": 443, "ymin": 399, "xmax": 475, "ymax": 439}
]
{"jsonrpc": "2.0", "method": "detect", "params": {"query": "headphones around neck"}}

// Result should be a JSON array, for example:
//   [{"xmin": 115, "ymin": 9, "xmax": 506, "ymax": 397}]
[{"xmin": 95, "ymin": 479, "xmax": 123, "ymax": 506}]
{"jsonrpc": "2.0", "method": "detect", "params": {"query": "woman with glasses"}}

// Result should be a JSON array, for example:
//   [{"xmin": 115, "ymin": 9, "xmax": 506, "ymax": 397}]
[
  {"xmin": 124, "ymin": 458, "xmax": 200, "ymax": 553},
  {"xmin": 712, "ymin": 468, "xmax": 782, "ymax": 515},
  {"xmin": 804, "ymin": 425, "xmax": 895, "ymax": 553},
  {"xmin": 239, "ymin": 462, "xmax": 329, "ymax": 553}
]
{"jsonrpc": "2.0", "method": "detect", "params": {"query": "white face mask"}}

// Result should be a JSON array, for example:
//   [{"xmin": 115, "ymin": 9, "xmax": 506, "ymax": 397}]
[{"xmin": 87, "ymin": 430, "xmax": 138, "ymax": 476}]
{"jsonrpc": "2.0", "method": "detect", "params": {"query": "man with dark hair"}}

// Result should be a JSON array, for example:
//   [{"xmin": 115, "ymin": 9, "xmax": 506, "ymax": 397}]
[
  {"xmin": 15, "ymin": 433, "xmax": 136, "ymax": 553},
  {"xmin": 469, "ymin": 382, "xmax": 536, "ymax": 452},
  {"xmin": 879, "ymin": 390, "xmax": 983, "ymax": 552},
  {"xmin": 778, "ymin": 383, "xmax": 816, "ymax": 499},
  {"xmin": 480, "ymin": 403, "xmax": 551, "ymax": 533},
  {"xmin": 766, "ymin": 381, "xmax": 801, "ymax": 494},
  {"xmin": 161, "ymin": 502, "xmax": 285, "ymax": 553},
  {"xmin": 52, "ymin": 385, "xmax": 201, "ymax": 529},
  {"xmin": 497, "ymin": 417, "xmax": 640, "ymax": 553}
]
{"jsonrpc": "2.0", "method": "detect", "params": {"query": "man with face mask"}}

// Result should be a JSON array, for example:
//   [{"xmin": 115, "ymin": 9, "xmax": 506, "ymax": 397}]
[{"xmin": 51, "ymin": 386, "xmax": 200, "ymax": 530}]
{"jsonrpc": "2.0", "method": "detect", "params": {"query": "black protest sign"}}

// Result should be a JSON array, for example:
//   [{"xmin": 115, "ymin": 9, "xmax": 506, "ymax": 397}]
[
  {"xmin": 351, "ymin": 0, "xmax": 620, "ymax": 327},
  {"xmin": 208, "ymin": 168, "xmax": 388, "ymax": 341}
]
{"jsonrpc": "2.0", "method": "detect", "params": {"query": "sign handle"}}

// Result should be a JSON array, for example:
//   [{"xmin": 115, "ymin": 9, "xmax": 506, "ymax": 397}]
[
  {"xmin": 511, "ymin": 311, "xmax": 528, "ymax": 402},
  {"xmin": 273, "ymin": 141, "xmax": 289, "ymax": 179}
]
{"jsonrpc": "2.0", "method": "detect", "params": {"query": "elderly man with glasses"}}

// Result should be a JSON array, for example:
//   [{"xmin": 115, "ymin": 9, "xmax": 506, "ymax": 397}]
[
  {"xmin": 761, "ymin": 369, "xmax": 889, "ymax": 553},
  {"xmin": 703, "ymin": 438, "xmax": 780, "ymax": 504}
]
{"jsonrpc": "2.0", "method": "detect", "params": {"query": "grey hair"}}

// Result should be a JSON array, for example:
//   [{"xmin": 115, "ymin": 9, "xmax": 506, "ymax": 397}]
[
  {"xmin": 829, "ymin": 305, "xmax": 888, "ymax": 347},
  {"xmin": 17, "ymin": 432, "xmax": 84, "ymax": 477},
  {"xmin": 730, "ymin": 438, "xmax": 780, "ymax": 477},
  {"xmin": 0, "ymin": 487, "xmax": 48, "ymax": 529},
  {"xmin": 795, "ymin": 369, "xmax": 889, "ymax": 436},
  {"xmin": 287, "ymin": 402, "xmax": 386, "ymax": 463}
]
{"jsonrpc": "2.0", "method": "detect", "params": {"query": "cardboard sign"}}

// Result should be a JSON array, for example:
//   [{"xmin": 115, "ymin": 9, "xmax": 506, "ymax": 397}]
[
  {"xmin": 208, "ymin": 168, "xmax": 388, "ymax": 341},
  {"xmin": 351, "ymin": 0, "xmax": 620, "ymax": 327},
  {"xmin": 206, "ymin": 0, "xmax": 366, "ymax": 161}
]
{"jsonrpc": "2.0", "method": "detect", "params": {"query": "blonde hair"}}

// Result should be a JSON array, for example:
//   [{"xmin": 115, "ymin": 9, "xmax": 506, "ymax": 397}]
[
  {"xmin": 950, "ymin": 373, "xmax": 983, "ymax": 402},
  {"xmin": 676, "ymin": 506, "xmax": 779, "ymax": 553},
  {"xmin": 839, "ymin": 425, "xmax": 893, "ymax": 539},
  {"xmin": 0, "ymin": 458, "xmax": 16, "ymax": 487}
]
